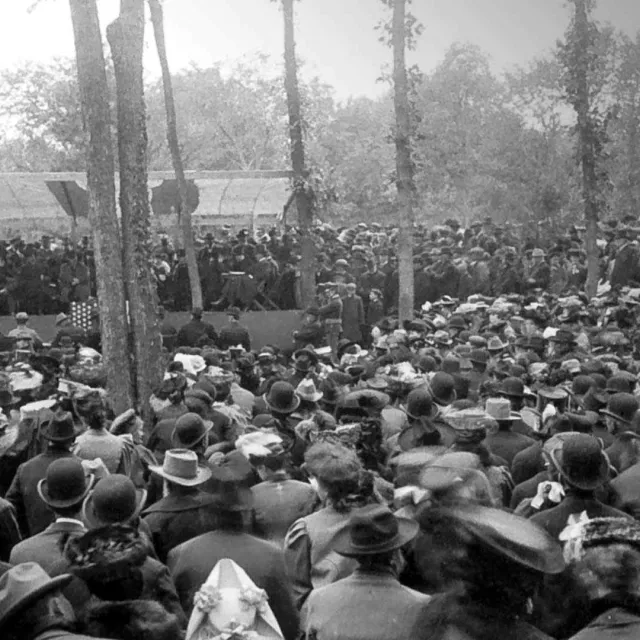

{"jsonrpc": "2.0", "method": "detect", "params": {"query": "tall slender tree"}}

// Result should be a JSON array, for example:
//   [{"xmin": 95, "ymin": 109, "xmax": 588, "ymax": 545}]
[
  {"xmin": 391, "ymin": 0, "xmax": 417, "ymax": 321},
  {"xmin": 68, "ymin": 0, "xmax": 134, "ymax": 413},
  {"xmin": 279, "ymin": 0, "xmax": 315, "ymax": 307},
  {"xmin": 558, "ymin": 0, "xmax": 605, "ymax": 298},
  {"xmin": 107, "ymin": 0, "xmax": 163, "ymax": 419},
  {"xmin": 148, "ymin": 0, "xmax": 203, "ymax": 310}
]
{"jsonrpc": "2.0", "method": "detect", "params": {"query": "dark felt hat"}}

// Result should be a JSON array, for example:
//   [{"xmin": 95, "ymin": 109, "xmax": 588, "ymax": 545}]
[
  {"xmin": 171, "ymin": 413, "xmax": 213, "ymax": 449},
  {"xmin": 430, "ymin": 372, "xmax": 457, "ymax": 406},
  {"xmin": 0, "ymin": 564, "xmax": 72, "ymax": 630},
  {"xmin": 37, "ymin": 458, "xmax": 94, "ymax": 510},
  {"xmin": 82, "ymin": 475, "xmax": 147, "ymax": 528},
  {"xmin": 549, "ymin": 433, "xmax": 610, "ymax": 491},
  {"xmin": 333, "ymin": 505, "xmax": 418, "ymax": 557},
  {"xmin": 40, "ymin": 411, "xmax": 79, "ymax": 443},
  {"xmin": 600, "ymin": 393, "xmax": 639, "ymax": 426},
  {"xmin": 264, "ymin": 381, "xmax": 300, "ymax": 414}
]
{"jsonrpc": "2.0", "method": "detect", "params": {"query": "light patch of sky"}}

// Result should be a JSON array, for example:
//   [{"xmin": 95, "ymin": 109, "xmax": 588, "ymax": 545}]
[{"xmin": 0, "ymin": 0, "xmax": 639, "ymax": 100}]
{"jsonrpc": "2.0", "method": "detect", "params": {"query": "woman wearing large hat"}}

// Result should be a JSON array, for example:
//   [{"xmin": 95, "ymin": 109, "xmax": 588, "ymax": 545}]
[{"xmin": 412, "ymin": 504, "xmax": 564, "ymax": 640}]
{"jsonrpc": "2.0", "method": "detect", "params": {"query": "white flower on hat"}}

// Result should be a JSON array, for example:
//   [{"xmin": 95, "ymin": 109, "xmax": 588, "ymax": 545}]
[{"xmin": 186, "ymin": 559, "xmax": 283, "ymax": 640}]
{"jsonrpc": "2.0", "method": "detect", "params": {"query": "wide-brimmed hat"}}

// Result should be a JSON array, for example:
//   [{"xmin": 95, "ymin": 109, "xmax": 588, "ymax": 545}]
[
  {"xmin": 82, "ymin": 475, "xmax": 147, "ymax": 528},
  {"xmin": 600, "ymin": 392, "xmax": 639, "ymax": 426},
  {"xmin": 498, "ymin": 377, "xmax": 525, "ymax": 399},
  {"xmin": 433, "ymin": 330, "xmax": 452, "ymax": 346},
  {"xmin": 430, "ymin": 372, "xmax": 457, "ymax": 406},
  {"xmin": 444, "ymin": 504, "xmax": 565, "ymax": 574},
  {"xmin": 337, "ymin": 339, "xmax": 358, "ymax": 360},
  {"xmin": 485, "ymin": 397, "xmax": 521, "ymax": 422},
  {"xmin": 549, "ymin": 433, "xmax": 610, "ymax": 491},
  {"xmin": 172, "ymin": 412, "xmax": 213, "ymax": 449},
  {"xmin": 487, "ymin": 336, "xmax": 508, "ymax": 352},
  {"xmin": 0, "ymin": 563, "xmax": 72, "ymax": 630},
  {"xmin": 263, "ymin": 381, "xmax": 300, "ymax": 414},
  {"xmin": 37, "ymin": 458, "xmax": 94, "ymax": 510},
  {"xmin": 295, "ymin": 378, "xmax": 323, "ymax": 403},
  {"xmin": 549, "ymin": 329, "xmax": 577, "ymax": 345},
  {"xmin": 55, "ymin": 313, "xmax": 69, "ymax": 326},
  {"xmin": 40, "ymin": 411, "xmax": 79, "ymax": 443},
  {"xmin": 333, "ymin": 504, "xmax": 418, "ymax": 557},
  {"xmin": 293, "ymin": 346, "xmax": 319, "ymax": 366},
  {"xmin": 148, "ymin": 449, "xmax": 212, "ymax": 487}
]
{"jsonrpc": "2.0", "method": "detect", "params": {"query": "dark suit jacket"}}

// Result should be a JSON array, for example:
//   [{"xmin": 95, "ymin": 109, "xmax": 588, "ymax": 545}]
[
  {"xmin": 611, "ymin": 462, "xmax": 640, "ymax": 519},
  {"xmin": 530, "ymin": 494, "xmax": 631, "ymax": 540},
  {"xmin": 9, "ymin": 519, "xmax": 86, "ymax": 573},
  {"xmin": 168, "ymin": 530, "xmax": 299, "ymax": 640},
  {"xmin": 142, "ymin": 491, "xmax": 219, "ymax": 563},
  {"xmin": 511, "ymin": 441, "xmax": 545, "ymax": 485},
  {"xmin": 485, "ymin": 428, "xmax": 536, "ymax": 468},
  {"xmin": 302, "ymin": 567, "xmax": 430, "ymax": 640},
  {"xmin": 0, "ymin": 498, "xmax": 20, "ymax": 562},
  {"xmin": 5, "ymin": 450, "xmax": 75, "ymax": 537}
]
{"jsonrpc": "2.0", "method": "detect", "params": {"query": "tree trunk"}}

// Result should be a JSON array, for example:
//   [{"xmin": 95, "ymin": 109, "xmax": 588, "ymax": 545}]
[
  {"xmin": 107, "ymin": 0, "xmax": 163, "ymax": 420},
  {"xmin": 282, "ymin": 0, "xmax": 315, "ymax": 308},
  {"xmin": 68, "ymin": 0, "xmax": 134, "ymax": 413},
  {"xmin": 574, "ymin": 0, "xmax": 600, "ymax": 298},
  {"xmin": 392, "ymin": 0, "xmax": 415, "ymax": 321},
  {"xmin": 148, "ymin": 0, "xmax": 202, "ymax": 309}
]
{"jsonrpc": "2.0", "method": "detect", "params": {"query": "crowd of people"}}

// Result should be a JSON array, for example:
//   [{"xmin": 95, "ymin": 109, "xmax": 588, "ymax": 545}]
[
  {"xmin": 2, "ymin": 216, "xmax": 640, "ymax": 639},
  {"xmin": 3, "ymin": 213, "xmax": 640, "ymax": 315}
]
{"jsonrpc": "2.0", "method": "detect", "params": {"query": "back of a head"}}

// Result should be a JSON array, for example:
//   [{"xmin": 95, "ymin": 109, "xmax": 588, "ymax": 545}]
[{"xmin": 191, "ymin": 307, "xmax": 203, "ymax": 320}]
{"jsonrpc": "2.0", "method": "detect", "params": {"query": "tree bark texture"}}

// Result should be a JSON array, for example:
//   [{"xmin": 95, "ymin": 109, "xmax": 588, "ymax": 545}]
[
  {"xmin": 68, "ymin": 0, "xmax": 134, "ymax": 413},
  {"xmin": 282, "ymin": 0, "xmax": 315, "ymax": 307},
  {"xmin": 573, "ymin": 0, "xmax": 600, "ymax": 299},
  {"xmin": 392, "ymin": 0, "xmax": 415, "ymax": 321},
  {"xmin": 107, "ymin": 0, "xmax": 163, "ymax": 419},
  {"xmin": 148, "ymin": 0, "xmax": 203, "ymax": 309}
]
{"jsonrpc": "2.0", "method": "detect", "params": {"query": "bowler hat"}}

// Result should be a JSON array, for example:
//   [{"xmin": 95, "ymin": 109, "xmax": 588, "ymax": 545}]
[
  {"xmin": 549, "ymin": 433, "xmax": 610, "ymax": 491},
  {"xmin": 148, "ymin": 449, "xmax": 212, "ymax": 487},
  {"xmin": 605, "ymin": 374, "xmax": 634, "ymax": 395},
  {"xmin": 601, "ymin": 393, "xmax": 639, "ymax": 426},
  {"xmin": 430, "ymin": 372, "xmax": 457, "ymax": 406},
  {"xmin": 264, "ymin": 381, "xmax": 300, "ymax": 414},
  {"xmin": 0, "ymin": 563, "xmax": 72, "ymax": 629},
  {"xmin": 448, "ymin": 315, "xmax": 467, "ymax": 331},
  {"xmin": 406, "ymin": 388, "xmax": 437, "ymax": 420},
  {"xmin": 172, "ymin": 412, "xmax": 213, "ymax": 449},
  {"xmin": 469, "ymin": 349, "xmax": 490, "ymax": 366},
  {"xmin": 82, "ymin": 475, "xmax": 147, "ymax": 528},
  {"xmin": 37, "ymin": 458, "xmax": 94, "ymax": 510},
  {"xmin": 227, "ymin": 306, "xmax": 241, "ymax": 320},
  {"xmin": 55, "ymin": 313, "xmax": 69, "ymax": 326},
  {"xmin": 333, "ymin": 505, "xmax": 418, "ymax": 557},
  {"xmin": 40, "ymin": 411, "xmax": 79, "ymax": 443},
  {"xmin": 337, "ymin": 339, "xmax": 358, "ymax": 360}
]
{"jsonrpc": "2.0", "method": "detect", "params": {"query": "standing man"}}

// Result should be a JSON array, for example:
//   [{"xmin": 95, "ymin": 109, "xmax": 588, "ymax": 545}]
[
  {"xmin": 176, "ymin": 307, "xmax": 218, "ymax": 348},
  {"xmin": 318, "ymin": 283, "xmax": 343, "ymax": 364},
  {"xmin": 341, "ymin": 282, "xmax": 364, "ymax": 345},
  {"xmin": 217, "ymin": 306, "xmax": 251, "ymax": 351}
]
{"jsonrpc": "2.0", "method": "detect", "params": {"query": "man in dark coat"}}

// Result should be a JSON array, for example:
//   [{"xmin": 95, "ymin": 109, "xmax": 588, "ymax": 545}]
[
  {"xmin": 484, "ymin": 398, "xmax": 536, "ymax": 468},
  {"xmin": 143, "ymin": 449, "xmax": 219, "ymax": 563},
  {"xmin": 530, "ymin": 434, "xmax": 630, "ymax": 540},
  {"xmin": 176, "ymin": 307, "xmax": 218, "ymax": 347},
  {"xmin": 5, "ymin": 412, "xmax": 79, "ymax": 538},
  {"xmin": 0, "ymin": 497, "xmax": 20, "ymax": 562},
  {"xmin": 293, "ymin": 307, "xmax": 324, "ymax": 350},
  {"xmin": 9, "ymin": 459, "xmax": 91, "ymax": 574},
  {"xmin": 167, "ymin": 478, "xmax": 299, "ymax": 640},
  {"xmin": 217, "ymin": 307, "xmax": 251, "ymax": 351},
  {"xmin": 341, "ymin": 282, "xmax": 364, "ymax": 344},
  {"xmin": 51, "ymin": 313, "xmax": 86, "ymax": 347}
]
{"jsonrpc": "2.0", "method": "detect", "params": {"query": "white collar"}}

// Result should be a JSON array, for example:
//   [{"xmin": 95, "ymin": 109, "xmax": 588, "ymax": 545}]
[{"xmin": 55, "ymin": 517, "xmax": 85, "ymax": 528}]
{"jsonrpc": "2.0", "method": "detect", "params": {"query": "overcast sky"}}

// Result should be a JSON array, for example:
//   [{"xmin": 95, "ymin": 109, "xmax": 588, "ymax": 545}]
[{"xmin": 3, "ymin": 0, "xmax": 640, "ymax": 100}]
